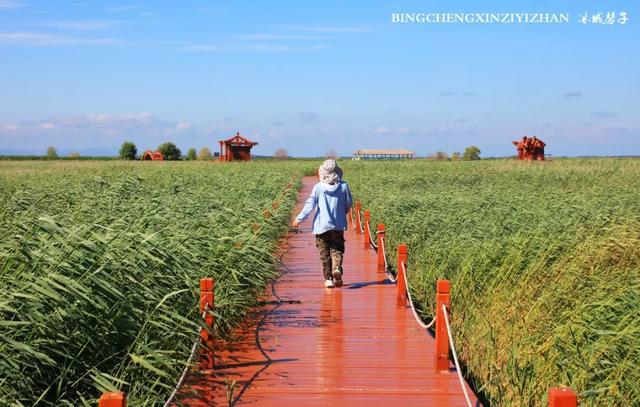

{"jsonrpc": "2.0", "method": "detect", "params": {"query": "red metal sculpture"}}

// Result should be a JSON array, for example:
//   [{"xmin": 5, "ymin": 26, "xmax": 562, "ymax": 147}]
[
  {"xmin": 512, "ymin": 136, "xmax": 546, "ymax": 160},
  {"xmin": 142, "ymin": 150, "xmax": 164, "ymax": 160}
]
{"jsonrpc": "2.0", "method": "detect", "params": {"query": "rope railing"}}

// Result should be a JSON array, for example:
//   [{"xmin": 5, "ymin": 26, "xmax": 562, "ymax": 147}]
[
  {"xmin": 380, "ymin": 236, "xmax": 398, "ymax": 283},
  {"xmin": 401, "ymin": 262, "xmax": 435, "ymax": 330},
  {"xmin": 162, "ymin": 305, "xmax": 210, "ymax": 407},
  {"xmin": 356, "ymin": 200, "xmax": 578, "ymax": 407},
  {"xmin": 441, "ymin": 303, "xmax": 473, "ymax": 407},
  {"xmin": 99, "ymin": 279, "xmax": 216, "ymax": 407},
  {"xmin": 364, "ymin": 217, "xmax": 378, "ymax": 253}
]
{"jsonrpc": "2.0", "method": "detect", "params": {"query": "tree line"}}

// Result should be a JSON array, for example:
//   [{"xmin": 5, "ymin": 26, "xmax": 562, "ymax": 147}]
[
  {"xmin": 428, "ymin": 145, "xmax": 481, "ymax": 161},
  {"xmin": 118, "ymin": 141, "xmax": 216, "ymax": 161}
]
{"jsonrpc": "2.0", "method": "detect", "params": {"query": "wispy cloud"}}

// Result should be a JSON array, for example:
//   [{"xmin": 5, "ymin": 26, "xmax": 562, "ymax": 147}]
[
  {"xmin": 599, "ymin": 127, "xmax": 639, "ymax": 137},
  {"xmin": 246, "ymin": 43, "xmax": 327, "ymax": 52},
  {"xmin": 107, "ymin": 4, "xmax": 140, "ymax": 12},
  {"xmin": 184, "ymin": 44, "xmax": 221, "ymax": 52},
  {"xmin": 0, "ymin": 0, "xmax": 25, "ymax": 9},
  {"xmin": 374, "ymin": 126, "xmax": 409, "ymax": 134},
  {"xmin": 563, "ymin": 91, "xmax": 583, "ymax": 98},
  {"xmin": 176, "ymin": 121, "xmax": 192, "ymax": 131},
  {"xmin": 0, "ymin": 112, "xmax": 202, "ymax": 154},
  {"xmin": 0, "ymin": 31, "xmax": 120, "ymax": 46},
  {"xmin": 237, "ymin": 34, "xmax": 327, "ymax": 41},
  {"xmin": 285, "ymin": 25, "xmax": 370, "ymax": 33},
  {"xmin": 0, "ymin": 112, "xmax": 191, "ymax": 138},
  {"xmin": 298, "ymin": 112, "xmax": 320, "ymax": 123},
  {"xmin": 37, "ymin": 20, "xmax": 120, "ymax": 30},
  {"xmin": 436, "ymin": 91, "xmax": 475, "ymax": 97},
  {"xmin": 196, "ymin": 6, "xmax": 224, "ymax": 15},
  {"xmin": 185, "ymin": 43, "xmax": 328, "ymax": 53},
  {"xmin": 592, "ymin": 111, "xmax": 615, "ymax": 118}
]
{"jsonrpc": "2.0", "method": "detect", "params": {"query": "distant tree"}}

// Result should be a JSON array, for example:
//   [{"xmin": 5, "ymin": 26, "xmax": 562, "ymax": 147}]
[
  {"xmin": 157, "ymin": 142, "xmax": 181, "ymax": 160},
  {"xmin": 46, "ymin": 146, "xmax": 58, "ymax": 159},
  {"xmin": 451, "ymin": 152, "xmax": 461, "ymax": 161},
  {"xmin": 326, "ymin": 149, "xmax": 338, "ymax": 159},
  {"xmin": 275, "ymin": 148, "xmax": 289, "ymax": 160},
  {"xmin": 429, "ymin": 151, "xmax": 449, "ymax": 161},
  {"xmin": 463, "ymin": 145, "xmax": 481, "ymax": 160},
  {"xmin": 69, "ymin": 152, "xmax": 81, "ymax": 159},
  {"xmin": 198, "ymin": 147, "xmax": 213, "ymax": 160},
  {"xmin": 187, "ymin": 148, "xmax": 197, "ymax": 160},
  {"xmin": 119, "ymin": 141, "xmax": 137, "ymax": 160}
]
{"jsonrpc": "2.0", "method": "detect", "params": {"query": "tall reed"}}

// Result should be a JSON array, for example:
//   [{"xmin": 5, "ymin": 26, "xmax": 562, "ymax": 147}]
[
  {"xmin": 345, "ymin": 158, "xmax": 640, "ymax": 406},
  {"xmin": 0, "ymin": 160, "xmax": 309, "ymax": 406}
]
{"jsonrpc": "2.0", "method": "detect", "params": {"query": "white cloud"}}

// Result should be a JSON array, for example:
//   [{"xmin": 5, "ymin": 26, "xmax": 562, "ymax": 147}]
[
  {"xmin": 1, "ymin": 123, "xmax": 18, "ymax": 131},
  {"xmin": 237, "ymin": 34, "xmax": 327, "ymax": 41},
  {"xmin": 37, "ymin": 20, "xmax": 119, "ymax": 30},
  {"xmin": 0, "ymin": 0, "xmax": 24, "ymax": 9},
  {"xmin": 298, "ymin": 112, "xmax": 320, "ymax": 123},
  {"xmin": 122, "ymin": 111, "xmax": 153, "ymax": 123},
  {"xmin": 285, "ymin": 25, "xmax": 370, "ymax": 33},
  {"xmin": 107, "ymin": 4, "xmax": 140, "ymax": 12},
  {"xmin": 0, "ymin": 112, "xmax": 209, "ymax": 155},
  {"xmin": 374, "ymin": 126, "xmax": 409, "ymax": 134},
  {"xmin": 184, "ymin": 44, "xmax": 221, "ymax": 52},
  {"xmin": 563, "ymin": 91, "xmax": 583, "ymax": 99},
  {"xmin": 85, "ymin": 113, "xmax": 113, "ymax": 123},
  {"xmin": 245, "ymin": 43, "xmax": 327, "ymax": 52},
  {"xmin": 0, "ymin": 32, "xmax": 119, "ymax": 46},
  {"xmin": 184, "ymin": 43, "xmax": 328, "ymax": 53},
  {"xmin": 176, "ymin": 122, "xmax": 192, "ymax": 131}
]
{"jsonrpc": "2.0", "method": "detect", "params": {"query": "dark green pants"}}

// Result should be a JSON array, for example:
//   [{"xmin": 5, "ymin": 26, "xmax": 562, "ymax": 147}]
[{"xmin": 315, "ymin": 230, "xmax": 345, "ymax": 280}]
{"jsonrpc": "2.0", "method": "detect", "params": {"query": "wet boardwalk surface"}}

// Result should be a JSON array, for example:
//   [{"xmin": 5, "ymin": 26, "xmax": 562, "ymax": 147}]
[{"xmin": 177, "ymin": 177, "xmax": 479, "ymax": 406}]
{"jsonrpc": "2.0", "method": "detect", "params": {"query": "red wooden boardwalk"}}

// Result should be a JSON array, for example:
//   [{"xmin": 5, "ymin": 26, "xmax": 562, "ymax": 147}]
[{"xmin": 177, "ymin": 177, "xmax": 479, "ymax": 406}]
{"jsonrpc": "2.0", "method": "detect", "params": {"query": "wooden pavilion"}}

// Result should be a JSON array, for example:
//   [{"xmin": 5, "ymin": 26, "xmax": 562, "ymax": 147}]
[{"xmin": 218, "ymin": 132, "xmax": 258, "ymax": 161}]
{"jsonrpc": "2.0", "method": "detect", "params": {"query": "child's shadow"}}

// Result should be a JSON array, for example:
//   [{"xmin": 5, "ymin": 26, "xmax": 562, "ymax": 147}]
[{"xmin": 346, "ymin": 279, "xmax": 392, "ymax": 289}]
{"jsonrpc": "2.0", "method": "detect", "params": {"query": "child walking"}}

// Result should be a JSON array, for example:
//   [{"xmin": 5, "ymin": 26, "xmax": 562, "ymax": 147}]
[{"xmin": 292, "ymin": 159, "xmax": 353, "ymax": 288}]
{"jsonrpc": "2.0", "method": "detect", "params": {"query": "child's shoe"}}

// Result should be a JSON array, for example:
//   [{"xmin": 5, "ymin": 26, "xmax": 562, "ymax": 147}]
[
  {"xmin": 332, "ymin": 268, "xmax": 343, "ymax": 287},
  {"xmin": 324, "ymin": 279, "xmax": 334, "ymax": 288}
]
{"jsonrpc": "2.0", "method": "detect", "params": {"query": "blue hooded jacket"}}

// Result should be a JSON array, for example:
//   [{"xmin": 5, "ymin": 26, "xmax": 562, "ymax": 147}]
[{"xmin": 295, "ymin": 181, "xmax": 353, "ymax": 235}]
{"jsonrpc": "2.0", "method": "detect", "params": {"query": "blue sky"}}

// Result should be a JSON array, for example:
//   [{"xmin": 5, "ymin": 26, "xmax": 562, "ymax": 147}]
[{"xmin": 0, "ymin": 0, "xmax": 638, "ymax": 157}]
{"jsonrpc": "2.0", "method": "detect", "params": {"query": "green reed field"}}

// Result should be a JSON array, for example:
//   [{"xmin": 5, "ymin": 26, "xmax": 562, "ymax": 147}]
[
  {"xmin": 0, "ymin": 160, "xmax": 309, "ymax": 406},
  {"xmin": 345, "ymin": 158, "xmax": 640, "ymax": 406}
]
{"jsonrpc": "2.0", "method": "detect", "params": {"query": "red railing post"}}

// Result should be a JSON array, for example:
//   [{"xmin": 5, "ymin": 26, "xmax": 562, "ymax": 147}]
[
  {"xmin": 377, "ymin": 224, "xmax": 385, "ymax": 273},
  {"xmin": 348, "ymin": 208, "xmax": 354, "ymax": 229},
  {"xmin": 98, "ymin": 391, "xmax": 126, "ymax": 407},
  {"xmin": 396, "ymin": 243, "xmax": 408, "ymax": 307},
  {"xmin": 548, "ymin": 387, "xmax": 577, "ymax": 407},
  {"xmin": 355, "ymin": 201, "xmax": 362, "ymax": 234},
  {"xmin": 200, "ymin": 278, "xmax": 215, "ymax": 370},
  {"xmin": 363, "ymin": 210, "xmax": 371, "ymax": 250},
  {"xmin": 435, "ymin": 279, "xmax": 451, "ymax": 372}
]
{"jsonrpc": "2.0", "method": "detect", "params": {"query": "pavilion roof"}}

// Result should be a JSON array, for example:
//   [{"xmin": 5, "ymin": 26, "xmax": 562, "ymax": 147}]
[{"xmin": 220, "ymin": 132, "xmax": 258, "ymax": 146}]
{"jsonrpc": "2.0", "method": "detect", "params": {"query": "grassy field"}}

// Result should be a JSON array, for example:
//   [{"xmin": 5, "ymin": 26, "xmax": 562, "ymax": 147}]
[
  {"xmin": 344, "ymin": 158, "xmax": 640, "ymax": 406},
  {"xmin": 3, "ymin": 158, "xmax": 638, "ymax": 406},
  {"xmin": 0, "ymin": 160, "xmax": 310, "ymax": 406}
]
